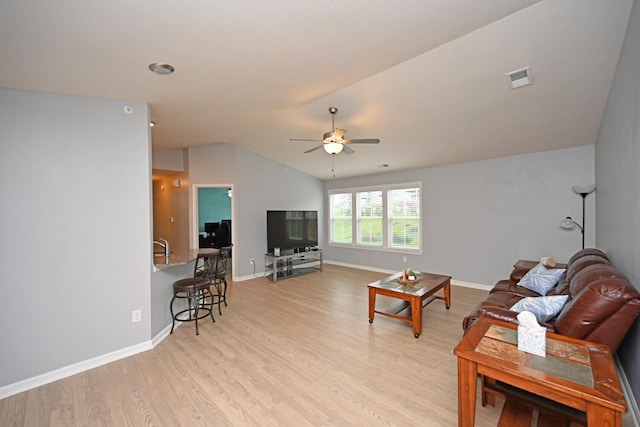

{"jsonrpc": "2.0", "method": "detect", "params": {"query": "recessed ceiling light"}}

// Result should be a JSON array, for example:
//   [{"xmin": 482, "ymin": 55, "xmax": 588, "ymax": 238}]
[
  {"xmin": 149, "ymin": 121, "xmax": 155, "ymax": 127},
  {"xmin": 148, "ymin": 63, "xmax": 175, "ymax": 75}
]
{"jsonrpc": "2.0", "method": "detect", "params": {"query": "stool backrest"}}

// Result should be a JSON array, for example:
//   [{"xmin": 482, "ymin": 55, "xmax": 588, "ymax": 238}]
[
  {"xmin": 215, "ymin": 245, "xmax": 232, "ymax": 278},
  {"xmin": 195, "ymin": 251, "xmax": 219, "ymax": 280}
]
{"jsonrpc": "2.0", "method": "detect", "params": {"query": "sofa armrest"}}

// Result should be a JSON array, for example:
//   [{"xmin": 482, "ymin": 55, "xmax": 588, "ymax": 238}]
[
  {"xmin": 510, "ymin": 268, "xmax": 530, "ymax": 283},
  {"xmin": 477, "ymin": 307, "xmax": 555, "ymax": 332},
  {"xmin": 478, "ymin": 307, "xmax": 519, "ymax": 324},
  {"xmin": 490, "ymin": 280, "xmax": 542, "ymax": 298}
]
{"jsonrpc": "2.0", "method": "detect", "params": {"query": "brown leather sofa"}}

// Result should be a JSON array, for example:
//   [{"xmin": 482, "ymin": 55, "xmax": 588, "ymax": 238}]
[{"xmin": 462, "ymin": 248, "xmax": 640, "ymax": 352}]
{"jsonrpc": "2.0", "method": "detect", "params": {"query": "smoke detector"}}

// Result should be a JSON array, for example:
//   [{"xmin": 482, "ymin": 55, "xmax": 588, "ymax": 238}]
[{"xmin": 505, "ymin": 66, "xmax": 533, "ymax": 89}]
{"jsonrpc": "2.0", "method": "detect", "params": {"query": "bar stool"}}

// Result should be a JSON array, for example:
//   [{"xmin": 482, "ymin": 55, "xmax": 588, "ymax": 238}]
[
  {"xmin": 212, "ymin": 245, "xmax": 232, "ymax": 313},
  {"xmin": 169, "ymin": 251, "xmax": 218, "ymax": 335}
]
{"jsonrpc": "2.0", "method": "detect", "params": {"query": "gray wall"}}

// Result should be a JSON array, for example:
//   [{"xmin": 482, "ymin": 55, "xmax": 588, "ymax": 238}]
[
  {"xmin": 0, "ymin": 88, "xmax": 152, "ymax": 388},
  {"xmin": 187, "ymin": 143, "xmax": 324, "ymax": 278},
  {"xmin": 324, "ymin": 145, "xmax": 595, "ymax": 286},
  {"xmin": 595, "ymin": 0, "xmax": 640, "ymax": 409}
]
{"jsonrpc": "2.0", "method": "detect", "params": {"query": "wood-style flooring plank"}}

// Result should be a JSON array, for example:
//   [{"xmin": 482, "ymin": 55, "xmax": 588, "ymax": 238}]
[{"xmin": 0, "ymin": 264, "xmax": 634, "ymax": 426}]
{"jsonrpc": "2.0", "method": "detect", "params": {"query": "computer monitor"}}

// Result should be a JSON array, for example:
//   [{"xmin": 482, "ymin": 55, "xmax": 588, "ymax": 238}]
[{"xmin": 204, "ymin": 222, "xmax": 219, "ymax": 234}]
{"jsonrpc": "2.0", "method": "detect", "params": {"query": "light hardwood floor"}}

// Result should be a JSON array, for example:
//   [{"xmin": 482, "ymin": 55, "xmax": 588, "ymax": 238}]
[{"xmin": 0, "ymin": 264, "xmax": 634, "ymax": 426}]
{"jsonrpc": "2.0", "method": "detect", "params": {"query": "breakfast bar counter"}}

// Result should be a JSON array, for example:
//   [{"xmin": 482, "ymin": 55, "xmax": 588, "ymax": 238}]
[{"xmin": 153, "ymin": 248, "xmax": 217, "ymax": 272}]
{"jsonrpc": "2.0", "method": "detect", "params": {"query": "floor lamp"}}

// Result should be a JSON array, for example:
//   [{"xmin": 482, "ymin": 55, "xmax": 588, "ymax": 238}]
[{"xmin": 561, "ymin": 184, "xmax": 596, "ymax": 249}]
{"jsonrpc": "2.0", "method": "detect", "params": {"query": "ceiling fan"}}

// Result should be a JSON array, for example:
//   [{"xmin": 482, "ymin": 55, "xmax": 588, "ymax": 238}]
[{"xmin": 290, "ymin": 107, "xmax": 380, "ymax": 155}]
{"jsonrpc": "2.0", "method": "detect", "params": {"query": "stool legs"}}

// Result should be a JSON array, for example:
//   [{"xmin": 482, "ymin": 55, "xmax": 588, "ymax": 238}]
[
  {"xmin": 212, "ymin": 281, "xmax": 223, "ymax": 315},
  {"xmin": 221, "ymin": 278, "xmax": 228, "ymax": 307},
  {"xmin": 170, "ymin": 288, "xmax": 215, "ymax": 335}
]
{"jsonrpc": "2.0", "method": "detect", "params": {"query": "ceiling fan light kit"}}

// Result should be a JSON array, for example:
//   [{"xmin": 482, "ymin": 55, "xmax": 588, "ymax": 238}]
[
  {"xmin": 290, "ymin": 106, "xmax": 381, "ymax": 177},
  {"xmin": 323, "ymin": 142, "xmax": 344, "ymax": 154},
  {"xmin": 290, "ymin": 107, "xmax": 380, "ymax": 156}
]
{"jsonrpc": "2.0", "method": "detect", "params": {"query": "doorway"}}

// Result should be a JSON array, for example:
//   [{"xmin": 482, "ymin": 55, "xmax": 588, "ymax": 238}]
[{"xmin": 191, "ymin": 184, "xmax": 234, "ymax": 277}]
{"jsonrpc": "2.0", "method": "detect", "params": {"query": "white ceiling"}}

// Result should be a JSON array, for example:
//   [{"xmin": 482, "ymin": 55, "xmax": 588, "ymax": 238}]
[{"xmin": 0, "ymin": 0, "xmax": 633, "ymax": 180}]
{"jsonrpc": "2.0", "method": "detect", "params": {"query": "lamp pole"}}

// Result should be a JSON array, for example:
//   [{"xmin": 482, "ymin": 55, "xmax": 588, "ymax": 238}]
[
  {"xmin": 570, "ymin": 184, "xmax": 596, "ymax": 249},
  {"xmin": 579, "ymin": 192, "xmax": 587, "ymax": 249}
]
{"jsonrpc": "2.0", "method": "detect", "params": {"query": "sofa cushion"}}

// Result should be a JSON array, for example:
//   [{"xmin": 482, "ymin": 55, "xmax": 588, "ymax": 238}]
[
  {"xmin": 490, "ymin": 280, "xmax": 543, "ymax": 298},
  {"xmin": 510, "ymin": 295, "xmax": 569, "ymax": 323},
  {"xmin": 565, "ymin": 255, "xmax": 610, "ymax": 283},
  {"xmin": 569, "ymin": 264, "xmax": 628, "ymax": 296},
  {"xmin": 548, "ymin": 276, "xmax": 570, "ymax": 296},
  {"xmin": 555, "ymin": 277, "xmax": 640, "ymax": 342},
  {"xmin": 567, "ymin": 248, "xmax": 608, "ymax": 265},
  {"xmin": 462, "ymin": 291, "xmax": 524, "ymax": 332},
  {"xmin": 517, "ymin": 263, "xmax": 565, "ymax": 296}
]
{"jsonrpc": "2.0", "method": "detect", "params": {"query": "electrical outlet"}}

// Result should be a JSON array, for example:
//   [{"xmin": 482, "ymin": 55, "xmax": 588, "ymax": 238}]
[
  {"xmin": 249, "ymin": 258, "xmax": 255, "ymax": 265},
  {"xmin": 131, "ymin": 309, "xmax": 142, "ymax": 323},
  {"xmin": 402, "ymin": 256, "xmax": 407, "ymax": 263}
]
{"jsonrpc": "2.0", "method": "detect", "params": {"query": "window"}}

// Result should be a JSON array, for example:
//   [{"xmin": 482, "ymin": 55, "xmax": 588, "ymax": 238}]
[
  {"xmin": 388, "ymin": 188, "xmax": 420, "ymax": 250},
  {"xmin": 329, "ymin": 192, "xmax": 352, "ymax": 244},
  {"xmin": 357, "ymin": 190, "xmax": 383, "ymax": 246},
  {"xmin": 329, "ymin": 183, "xmax": 421, "ymax": 253}
]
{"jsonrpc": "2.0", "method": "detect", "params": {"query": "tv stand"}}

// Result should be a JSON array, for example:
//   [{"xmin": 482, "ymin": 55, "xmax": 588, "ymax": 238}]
[{"xmin": 264, "ymin": 249, "xmax": 322, "ymax": 282}]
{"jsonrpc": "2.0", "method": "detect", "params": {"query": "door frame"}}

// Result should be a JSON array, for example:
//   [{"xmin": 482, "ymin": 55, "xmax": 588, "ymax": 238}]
[{"xmin": 191, "ymin": 183, "xmax": 235, "ymax": 279}]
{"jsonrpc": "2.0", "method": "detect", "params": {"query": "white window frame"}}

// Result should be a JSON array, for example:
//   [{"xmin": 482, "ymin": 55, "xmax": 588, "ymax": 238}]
[
  {"xmin": 328, "ymin": 182, "xmax": 422, "ymax": 254},
  {"xmin": 329, "ymin": 192, "xmax": 353, "ymax": 245},
  {"xmin": 356, "ymin": 189, "xmax": 383, "ymax": 247}
]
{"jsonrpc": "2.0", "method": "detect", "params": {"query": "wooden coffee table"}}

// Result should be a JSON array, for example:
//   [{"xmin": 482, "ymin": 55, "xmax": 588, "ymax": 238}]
[
  {"xmin": 368, "ymin": 271, "xmax": 451, "ymax": 338},
  {"xmin": 454, "ymin": 317, "xmax": 626, "ymax": 427}
]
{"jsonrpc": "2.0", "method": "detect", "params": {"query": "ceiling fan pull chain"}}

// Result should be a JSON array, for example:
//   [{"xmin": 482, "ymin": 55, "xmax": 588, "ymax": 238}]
[{"xmin": 332, "ymin": 153, "xmax": 336, "ymax": 178}]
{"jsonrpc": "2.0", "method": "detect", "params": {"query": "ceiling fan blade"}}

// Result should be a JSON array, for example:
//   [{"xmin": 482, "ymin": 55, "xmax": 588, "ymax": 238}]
[
  {"xmin": 345, "ymin": 138, "xmax": 380, "ymax": 144},
  {"xmin": 342, "ymin": 145, "xmax": 355, "ymax": 154},
  {"xmin": 291, "ymin": 138, "xmax": 322, "ymax": 142},
  {"xmin": 304, "ymin": 145, "xmax": 323, "ymax": 154}
]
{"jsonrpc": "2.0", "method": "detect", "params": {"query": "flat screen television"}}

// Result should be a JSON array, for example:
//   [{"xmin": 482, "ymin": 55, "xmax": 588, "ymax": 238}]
[{"xmin": 267, "ymin": 210, "xmax": 318, "ymax": 254}]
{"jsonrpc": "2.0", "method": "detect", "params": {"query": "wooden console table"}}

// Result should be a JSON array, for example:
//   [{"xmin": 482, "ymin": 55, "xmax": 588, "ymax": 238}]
[{"xmin": 454, "ymin": 317, "xmax": 626, "ymax": 427}]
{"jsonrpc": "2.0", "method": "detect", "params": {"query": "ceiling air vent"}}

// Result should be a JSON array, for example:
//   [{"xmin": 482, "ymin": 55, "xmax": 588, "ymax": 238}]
[{"xmin": 505, "ymin": 66, "xmax": 533, "ymax": 89}]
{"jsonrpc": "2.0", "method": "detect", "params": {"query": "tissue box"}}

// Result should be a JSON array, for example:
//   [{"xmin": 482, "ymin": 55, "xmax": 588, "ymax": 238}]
[{"xmin": 517, "ymin": 325, "xmax": 546, "ymax": 357}]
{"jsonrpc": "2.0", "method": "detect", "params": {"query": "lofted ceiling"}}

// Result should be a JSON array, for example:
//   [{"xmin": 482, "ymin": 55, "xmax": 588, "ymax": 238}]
[{"xmin": 0, "ymin": 0, "xmax": 633, "ymax": 180}]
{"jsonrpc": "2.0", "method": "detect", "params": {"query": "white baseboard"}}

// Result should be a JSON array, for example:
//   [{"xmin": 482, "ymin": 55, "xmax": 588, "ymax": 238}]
[
  {"xmin": 0, "ymin": 340, "xmax": 152, "ymax": 400},
  {"xmin": 451, "ymin": 279, "xmax": 493, "ymax": 292},
  {"xmin": 323, "ymin": 260, "xmax": 493, "ymax": 291},
  {"xmin": 233, "ymin": 273, "xmax": 264, "ymax": 282},
  {"xmin": 152, "ymin": 322, "xmax": 176, "ymax": 347},
  {"xmin": 0, "ymin": 323, "xmax": 181, "ymax": 400},
  {"xmin": 324, "ymin": 259, "xmax": 396, "ymax": 274},
  {"xmin": 616, "ymin": 354, "xmax": 640, "ymax": 427},
  {"xmin": 234, "ymin": 259, "xmax": 492, "ymax": 291}
]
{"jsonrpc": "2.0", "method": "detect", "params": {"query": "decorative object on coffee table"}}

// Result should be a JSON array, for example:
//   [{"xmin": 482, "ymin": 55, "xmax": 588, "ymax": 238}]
[{"xmin": 398, "ymin": 268, "xmax": 420, "ymax": 285}]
